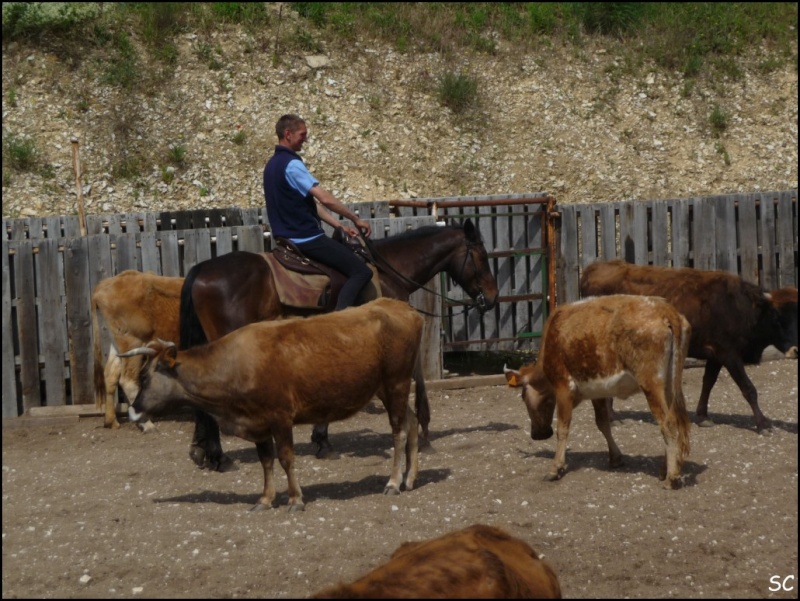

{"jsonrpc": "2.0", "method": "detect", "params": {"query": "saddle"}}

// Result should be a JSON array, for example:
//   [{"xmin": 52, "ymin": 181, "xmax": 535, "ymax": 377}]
[{"xmin": 261, "ymin": 234, "xmax": 381, "ymax": 311}]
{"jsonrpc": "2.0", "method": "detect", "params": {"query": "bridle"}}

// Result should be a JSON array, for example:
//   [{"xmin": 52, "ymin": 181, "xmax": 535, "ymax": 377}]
[{"xmin": 362, "ymin": 231, "xmax": 489, "ymax": 315}]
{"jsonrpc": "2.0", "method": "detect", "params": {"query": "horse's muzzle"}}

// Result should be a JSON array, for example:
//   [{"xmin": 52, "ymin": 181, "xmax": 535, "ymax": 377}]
[{"xmin": 531, "ymin": 426, "xmax": 554, "ymax": 440}]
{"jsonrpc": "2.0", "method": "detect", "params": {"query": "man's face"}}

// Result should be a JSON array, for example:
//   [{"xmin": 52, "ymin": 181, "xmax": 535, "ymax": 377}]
[{"xmin": 284, "ymin": 124, "xmax": 308, "ymax": 152}]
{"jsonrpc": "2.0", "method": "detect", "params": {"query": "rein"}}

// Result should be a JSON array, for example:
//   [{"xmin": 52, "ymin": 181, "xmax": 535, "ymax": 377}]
[{"xmin": 361, "ymin": 233, "xmax": 486, "ymax": 317}]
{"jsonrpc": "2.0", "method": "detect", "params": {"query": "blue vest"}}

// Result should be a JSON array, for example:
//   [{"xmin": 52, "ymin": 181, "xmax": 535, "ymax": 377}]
[{"xmin": 263, "ymin": 146, "xmax": 322, "ymax": 239}]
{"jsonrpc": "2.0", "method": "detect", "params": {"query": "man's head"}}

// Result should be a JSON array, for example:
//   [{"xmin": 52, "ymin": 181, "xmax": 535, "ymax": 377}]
[{"xmin": 276, "ymin": 114, "xmax": 308, "ymax": 152}]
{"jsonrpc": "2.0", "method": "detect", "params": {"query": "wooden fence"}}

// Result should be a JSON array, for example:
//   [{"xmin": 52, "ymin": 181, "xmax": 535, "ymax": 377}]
[{"xmin": 3, "ymin": 190, "xmax": 797, "ymax": 419}]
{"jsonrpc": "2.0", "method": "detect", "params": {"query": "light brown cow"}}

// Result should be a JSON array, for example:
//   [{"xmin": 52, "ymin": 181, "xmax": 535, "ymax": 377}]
[
  {"xmin": 504, "ymin": 295, "xmax": 692, "ymax": 489},
  {"xmin": 312, "ymin": 524, "xmax": 562, "ymax": 599},
  {"xmin": 121, "ymin": 298, "xmax": 423, "ymax": 512},
  {"xmin": 91, "ymin": 270, "xmax": 182, "ymax": 430}
]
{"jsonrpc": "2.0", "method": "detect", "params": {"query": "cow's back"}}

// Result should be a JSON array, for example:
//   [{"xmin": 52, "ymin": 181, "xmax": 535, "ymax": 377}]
[
  {"xmin": 312, "ymin": 524, "xmax": 562, "ymax": 598},
  {"xmin": 580, "ymin": 260, "xmax": 783, "ymax": 363}
]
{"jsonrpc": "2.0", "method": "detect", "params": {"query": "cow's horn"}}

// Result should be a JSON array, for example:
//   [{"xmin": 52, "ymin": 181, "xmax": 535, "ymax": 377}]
[
  {"xmin": 118, "ymin": 346, "xmax": 158, "ymax": 359},
  {"xmin": 155, "ymin": 338, "xmax": 176, "ymax": 348}
]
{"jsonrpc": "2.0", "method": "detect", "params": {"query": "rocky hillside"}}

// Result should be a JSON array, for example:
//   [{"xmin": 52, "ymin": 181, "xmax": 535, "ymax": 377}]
[{"xmin": 2, "ymin": 9, "xmax": 797, "ymax": 220}]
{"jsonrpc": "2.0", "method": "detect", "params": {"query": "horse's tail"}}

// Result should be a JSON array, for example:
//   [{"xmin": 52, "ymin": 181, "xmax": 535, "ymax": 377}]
[
  {"xmin": 412, "ymin": 353, "xmax": 431, "ymax": 447},
  {"xmin": 666, "ymin": 314, "xmax": 691, "ymax": 464},
  {"xmin": 91, "ymin": 290, "xmax": 108, "ymax": 410},
  {"xmin": 180, "ymin": 263, "xmax": 208, "ymax": 350}
]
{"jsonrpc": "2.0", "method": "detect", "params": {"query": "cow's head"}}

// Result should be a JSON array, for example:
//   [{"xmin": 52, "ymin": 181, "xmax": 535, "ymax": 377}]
[
  {"xmin": 504, "ymin": 363, "xmax": 555, "ymax": 440},
  {"xmin": 118, "ymin": 340, "xmax": 183, "ymax": 422}
]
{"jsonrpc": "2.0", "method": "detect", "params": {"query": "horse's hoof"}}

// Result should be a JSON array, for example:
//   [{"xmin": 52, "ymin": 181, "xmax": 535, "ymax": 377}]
[
  {"xmin": 189, "ymin": 446, "xmax": 206, "ymax": 468},
  {"xmin": 214, "ymin": 455, "xmax": 238, "ymax": 472},
  {"xmin": 609, "ymin": 456, "xmax": 624, "ymax": 469},
  {"xmin": 315, "ymin": 447, "xmax": 340, "ymax": 460},
  {"xmin": 288, "ymin": 502, "xmax": 306, "ymax": 512},
  {"xmin": 419, "ymin": 441, "xmax": 436, "ymax": 454},
  {"xmin": 696, "ymin": 417, "xmax": 715, "ymax": 428},
  {"xmin": 383, "ymin": 486, "xmax": 401, "ymax": 496},
  {"xmin": 756, "ymin": 424, "xmax": 774, "ymax": 436}
]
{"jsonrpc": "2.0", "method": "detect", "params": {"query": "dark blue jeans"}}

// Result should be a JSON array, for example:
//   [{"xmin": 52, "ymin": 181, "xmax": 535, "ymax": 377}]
[{"xmin": 297, "ymin": 235, "xmax": 373, "ymax": 310}]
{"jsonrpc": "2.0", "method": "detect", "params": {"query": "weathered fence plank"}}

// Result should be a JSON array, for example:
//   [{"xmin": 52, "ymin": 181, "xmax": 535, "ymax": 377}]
[
  {"xmin": 2, "ymin": 238, "xmax": 17, "ymax": 418},
  {"xmin": 64, "ymin": 237, "xmax": 93, "ymax": 405}
]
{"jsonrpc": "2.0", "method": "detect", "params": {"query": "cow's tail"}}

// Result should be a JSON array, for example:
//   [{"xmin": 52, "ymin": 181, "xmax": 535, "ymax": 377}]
[
  {"xmin": 413, "ymin": 352, "xmax": 431, "ymax": 447},
  {"xmin": 91, "ymin": 293, "xmax": 107, "ymax": 410},
  {"xmin": 666, "ymin": 316, "xmax": 691, "ymax": 464},
  {"xmin": 180, "ymin": 263, "xmax": 208, "ymax": 350}
]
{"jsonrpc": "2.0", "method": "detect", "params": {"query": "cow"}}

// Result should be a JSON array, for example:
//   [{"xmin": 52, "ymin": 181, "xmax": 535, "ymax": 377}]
[
  {"xmin": 580, "ymin": 259, "xmax": 797, "ymax": 431},
  {"xmin": 312, "ymin": 524, "xmax": 562, "ymax": 599},
  {"xmin": 769, "ymin": 287, "xmax": 798, "ymax": 358},
  {"xmin": 91, "ymin": 270, "xmax": 182, "ymax": 431},
  {"xmin": 504, "ymin": 295, "xmax": 692, "ymax": 489},
  {"xmin": 120, "ymin": 298, "xmax": 423, "ymax": 512}
]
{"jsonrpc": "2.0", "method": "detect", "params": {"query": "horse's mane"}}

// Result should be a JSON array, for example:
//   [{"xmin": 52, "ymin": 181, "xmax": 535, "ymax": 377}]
[{"xmin": 377, "ymin": 222, "xmax": 463, "ymax": 245}]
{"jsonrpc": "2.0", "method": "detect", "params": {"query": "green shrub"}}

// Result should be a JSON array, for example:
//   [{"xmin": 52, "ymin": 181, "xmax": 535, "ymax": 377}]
[
  {"xmin": 709, "ymin": 104, "xmax": 729, "ymax": 137},
  {"xmin": 3, "ymin": 131, "xmax": 39, "ymax": 172},
  {"xmin": 168, "ymin": 144, "xmax": 187, "ymax": 166},
  {"xmin": 437, "ymin": 72, "xmax": 479, "ymax": 115}
]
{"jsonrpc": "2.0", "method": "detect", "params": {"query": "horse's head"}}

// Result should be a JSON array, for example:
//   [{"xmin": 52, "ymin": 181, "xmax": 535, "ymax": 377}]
[{"xmin": 451, "ymin": 219, "xmax": 499, "ymax": 313}]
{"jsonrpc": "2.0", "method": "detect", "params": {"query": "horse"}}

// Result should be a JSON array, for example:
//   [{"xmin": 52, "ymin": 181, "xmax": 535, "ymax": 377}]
[{"xmin": 178, "ymin": 218, "xmax": 499, "ymax": 471}]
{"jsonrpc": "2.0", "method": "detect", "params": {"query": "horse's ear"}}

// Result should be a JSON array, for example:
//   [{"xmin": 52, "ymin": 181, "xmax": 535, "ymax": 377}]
[{"xmin": 463, "ymin": 218, "xmax": 475, "ymax": 237}]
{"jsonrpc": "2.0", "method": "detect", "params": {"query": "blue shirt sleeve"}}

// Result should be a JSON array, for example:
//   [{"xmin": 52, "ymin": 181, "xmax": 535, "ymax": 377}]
[{"xmin": 285, "ymin": 159, "xmax": 319, "ymax": 197}]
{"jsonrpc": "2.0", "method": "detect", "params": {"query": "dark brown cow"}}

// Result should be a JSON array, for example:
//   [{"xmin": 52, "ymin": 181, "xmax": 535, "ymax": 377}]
[
  {"xmin": 769, "ymin": 287, "xmax": 798, "ymax": 358},
  {"xmin": 312, "ymin": 524, "xmax": 562, "ymax": 599},
  {"xmin": 580, "ymin": 260, "xmax": 797, "ymax": 431},
  {"xmin": 121, "ymin": 298, "xmax": 423, "ymax": 512},
  {"xmin": 91, "ymin": 270, "xmax": 182, "ymax": 430},
  {"xmin": 504, "ymin": 295, "xmax": 692, "ymax": 488}
]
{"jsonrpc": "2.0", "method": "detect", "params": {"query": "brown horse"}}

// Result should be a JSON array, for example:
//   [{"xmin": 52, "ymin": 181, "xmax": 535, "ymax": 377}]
[{"xmin": 180, "ymin": 218, "xmax": 499, "ymax": 471}]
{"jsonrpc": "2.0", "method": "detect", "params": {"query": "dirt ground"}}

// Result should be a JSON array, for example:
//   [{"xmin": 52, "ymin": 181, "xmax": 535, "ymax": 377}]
[{"xmin": 2, "ymin": 357, "xmax": 797, "ymax": 599}]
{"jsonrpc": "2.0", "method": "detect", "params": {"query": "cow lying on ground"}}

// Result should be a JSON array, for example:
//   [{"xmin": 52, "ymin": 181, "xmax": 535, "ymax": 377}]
[
  {"xmin": 91, "ymin": 270, "xmax": 182, "ymax": 431},
  {"xmin": 580, "ymin": 260, "xmax": 797, "ymax": 431},
  {"xmin": 120, "ymin": 298, "xmax": 423, "ymax": 511},
  {"xmin": 312, "ymin": 524, "xmax": 562, "ymax": 598},
  {"xmin": 504, "ymin": 295, "xmax": 691, "ymax": 488}
]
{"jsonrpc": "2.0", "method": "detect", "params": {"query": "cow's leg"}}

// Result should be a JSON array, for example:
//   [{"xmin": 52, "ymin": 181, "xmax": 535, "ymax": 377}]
[
  {"xmin": 605, "ymin": 397, "xmax": 621, "ymax": 424},
  {"xmin": 695, "ymin": 360, "xmax": 723, "ymax": 427},
  {"xmin": 311, "ymin": 423, "xmax": 335, "ymax": 459},
  {"xmin": 724, "ymin": 359, "xmax": 771, "ymax": 432},
  {"xmin": 548, "ymin": 394, "xmax": 573, "ymax": 481},
  {"xmin": 190, "ymin": 411, "xmax": 234, "ymax": 472},
  {"xmin": 251, "ymin": 438, "xmax": 277, "ymax": 511},
  {"xmin": 273, "ymin": 424, "xmax": 304, "ymax": 512},
  {"xmin": 383, "ymin": 404, "xmax": 408, "ymax": 497},
  {"xmin": 413, "ymin": 359, "xmax": 433, "ymax": 453},
  {"xmin": 404, "ymin": 403, "xmax": 420, "ymax": 491},
  {"xmin": 102, "ymin": 348, "xmax": 123, "ymax": 429},
  {"xmin": 641, "ymin": 388, "xmax": 682, "ymax": 489},
  {"xmin": 591, "ymin": 398, "xmax": 622, "ymax": 468}
]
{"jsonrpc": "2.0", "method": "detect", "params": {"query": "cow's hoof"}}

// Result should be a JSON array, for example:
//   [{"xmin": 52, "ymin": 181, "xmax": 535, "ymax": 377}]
[
  {"xmin": 662, "ymin": 477, "xmax": 682, "ymax": 490},
  {"xmin": 249, "ymin": 503, "xmax": 270, "ymax": 512},
  {"xmin": 383, "ymin": 486, "xmax": 401, "ymax": 496},
  {"xmin": 543, "ymin": 470, "xmax": 563, "ymax": 482},
  {"xmin": 138, "ymin": 421, "xmax": 158, "ymax": 434},
  {"xmin": 696, "ymin": 417, "xmax": 715, "ymax": 428},
  {"xmin": 288, "ymin": 502, "xmax": 306, "ymax": 512},
  {"xmin": 756, "ymin": 425, "xmax": 774, "ymax": 436}
]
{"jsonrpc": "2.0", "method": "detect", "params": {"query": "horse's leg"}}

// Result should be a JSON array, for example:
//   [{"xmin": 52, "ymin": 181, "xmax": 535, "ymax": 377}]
[
  {"xmin": 591, "ymin": 397, "xmax": 623, "ymax": 468},
  {"xmin": 311, "ymin": 423, "xmax": 335, "ymax": 459},
  {"xmin": 190, "ymin": 410, "xmax": 235, "ymax": 472}
]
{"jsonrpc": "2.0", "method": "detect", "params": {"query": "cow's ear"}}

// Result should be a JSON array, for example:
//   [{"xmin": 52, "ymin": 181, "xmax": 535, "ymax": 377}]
[
  {"xmin": 503, "ymin": 364, "xmax": 523, "ymax": 387},
  {"xmin": 162, "ymin": 346, "xmax": 179, "ymax": 369}
]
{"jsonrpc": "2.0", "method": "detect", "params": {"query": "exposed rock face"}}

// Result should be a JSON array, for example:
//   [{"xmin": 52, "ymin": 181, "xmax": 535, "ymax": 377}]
[{"xmin": 2, "ymin": 24, "xmax": 797, "ymax": 219}]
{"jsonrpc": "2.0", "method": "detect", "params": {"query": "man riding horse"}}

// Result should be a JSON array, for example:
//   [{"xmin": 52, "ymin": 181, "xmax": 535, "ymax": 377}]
[{"xmin": 265, "ymin": 113, "xmax": 373, "ymax": 310}]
